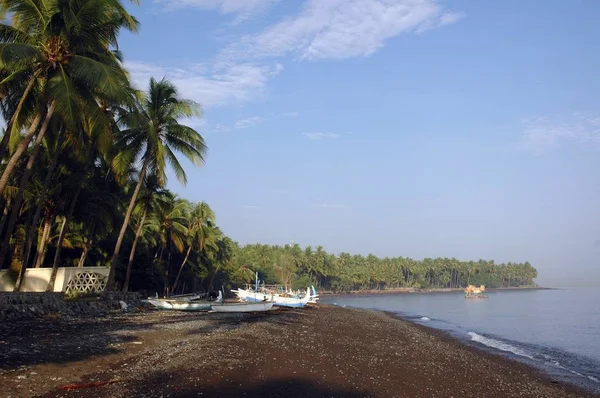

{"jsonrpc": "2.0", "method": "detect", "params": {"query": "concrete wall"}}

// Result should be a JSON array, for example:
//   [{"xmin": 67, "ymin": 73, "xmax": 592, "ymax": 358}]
[{"xmin": 0, "ymin": 267, "xmax": 109, "ymax": 292}]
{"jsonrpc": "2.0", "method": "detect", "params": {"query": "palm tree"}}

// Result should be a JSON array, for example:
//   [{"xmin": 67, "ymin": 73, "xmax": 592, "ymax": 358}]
[
  {"xmin": 122, "ymin": 174, "xmax": 170, "ymax": 292},
  {"xmin": 0, "ymin": 0, "xmax": 138, "ymax": 196},
  {"xmin": 105, "ymin": 77, "xmax": 205, "ymax": 290},
  {"xmin": 0, "ymin": 0, "xmax": 138, "ymax": 272},
  {"xmin": 149, "ymin": 197, "xmax": 189, "ymax": 295},
  {"xmin": 171, "ymin": 201, "xmax": 216, "ymax": 293}
]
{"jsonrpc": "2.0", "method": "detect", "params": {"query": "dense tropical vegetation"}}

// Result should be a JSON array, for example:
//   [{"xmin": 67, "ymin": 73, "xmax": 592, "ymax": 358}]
[
  {"xmin": 232, "ymin": 244, "xmax": 538, "ymax": 292},
  {"xmin": 0, "ymin": 0, "xmax": 538, "ymax": 294}
]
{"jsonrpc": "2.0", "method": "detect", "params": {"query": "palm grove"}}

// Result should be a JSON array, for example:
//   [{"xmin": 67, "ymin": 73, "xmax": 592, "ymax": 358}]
[{"xmin": 0, "ymin": 0, "xmax": 537, "ymax": 294}]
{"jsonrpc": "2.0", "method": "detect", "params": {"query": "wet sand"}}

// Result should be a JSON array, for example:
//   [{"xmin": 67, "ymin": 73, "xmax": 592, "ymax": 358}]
[{"xmin": 0, "ymin": 305, "xmax": 596, "ymax": 397}]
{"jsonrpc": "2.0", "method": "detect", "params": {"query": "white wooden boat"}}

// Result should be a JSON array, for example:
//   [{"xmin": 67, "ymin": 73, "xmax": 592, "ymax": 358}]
[
  {"xmin": 210, "ymin": 291, "xmax": 274, "ymax": 312},
  {"xmin": 145, "ymin": 299, "xmax": 212, "ymax": 311},
  {"xmin": 169, "ymin": 292, "xmax": 205, "ymax": 301},
  {"xmin": 233, "ymin": 287, "xmax": 312, "ymax": 308},
  {"xmin": 211, "ymin": 301, "xmax": 274, "ymax": 312},
  {"xmin": 308, "ymin": 285, "xmax": 319, "ymax": 304}
]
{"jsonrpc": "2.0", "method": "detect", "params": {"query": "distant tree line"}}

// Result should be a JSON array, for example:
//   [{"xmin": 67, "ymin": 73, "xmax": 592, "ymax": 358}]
[{"xmin": 231, "ymin": 244, "xmax": 538, "ymax": 292}]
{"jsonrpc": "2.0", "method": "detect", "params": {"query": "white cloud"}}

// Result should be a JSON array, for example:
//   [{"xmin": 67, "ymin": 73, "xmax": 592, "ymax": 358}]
[
  {"xmin": 126, "ymin": 61, "xmax": 283, "ymax": 108},
  {"xmin": 220, "ymin": 0, "xmax": 464, "ymax": 61},
  {"xmin": 517, "ymin": 113, "xmax": 600, "ymax": 154},
  {"xmin": 281, "ymin": 111, "xmax": 299, "ymax": 117},
  {"xmin": 208, "ymin": 124, "xmax": 232, "ymax": 134},
  {"xmin": 235, "ymin": 116, "xmax": 265, "ymax": 129},
  {"xmin": 312, "ymin": 203, "xmax": 345, "ymax": 209},
  {"xmin": 159, "ymin": 0, "xmax": 278, "ymax": 18},
  {"xmin": 302, "ymin": 132, "xmax": 340, "ymax": 140},
  {"xmin": 417, "ymin": 11, "xmax": 465, "ymax": 33}
]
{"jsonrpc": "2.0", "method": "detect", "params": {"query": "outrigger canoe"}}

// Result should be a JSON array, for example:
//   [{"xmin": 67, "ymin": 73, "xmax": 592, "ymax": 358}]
[{"xmin": 210, "ymin": 291, "xmax": 274, "ymax": 313}]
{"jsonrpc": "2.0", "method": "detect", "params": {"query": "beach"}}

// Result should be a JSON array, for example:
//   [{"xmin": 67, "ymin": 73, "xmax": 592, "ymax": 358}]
[{"xmin": 0, "ymin": 305, "xmax": 595, "ymax": 398}]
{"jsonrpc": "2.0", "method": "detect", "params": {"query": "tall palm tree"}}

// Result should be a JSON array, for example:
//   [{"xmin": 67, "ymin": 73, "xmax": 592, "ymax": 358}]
[{"xmin": 106, "ymin": 77, "xmax": 206, "ymax": 290}]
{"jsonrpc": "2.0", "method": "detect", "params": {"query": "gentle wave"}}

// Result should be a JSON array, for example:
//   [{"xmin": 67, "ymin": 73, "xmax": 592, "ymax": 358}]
[
  {"xmin": 467, "ymin": 332, "xmax": 534, "ymax": 360},
  {"xmin": 420, "ymin": 316, "xmax": 430, "ymax": 322}
]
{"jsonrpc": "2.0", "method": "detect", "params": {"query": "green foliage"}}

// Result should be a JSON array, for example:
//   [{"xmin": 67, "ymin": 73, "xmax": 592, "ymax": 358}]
[{"xmin": 229, "ymin": 244, "xmax": 538, "ymax": 292}]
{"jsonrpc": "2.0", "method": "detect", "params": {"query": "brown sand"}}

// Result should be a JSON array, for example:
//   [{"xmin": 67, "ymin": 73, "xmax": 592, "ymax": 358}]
[{"xmin": 0, "ymin": 305, "xmax": 596, "ymax": 397}]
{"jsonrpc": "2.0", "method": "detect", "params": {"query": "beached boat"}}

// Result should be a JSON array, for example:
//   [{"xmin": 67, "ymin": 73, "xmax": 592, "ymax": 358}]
[
  {"xmin": 464, "ymin": 284, "xmax": 488, "ymax": 299},
  {"xmin": 233, "ymin": 286, "xmax": 312, "ymax": 308},
  {"xmin": 168, "ymin": 292, "xmax": 205, "ymax": 301},
  {"xmin": 145, "ymin": 298, "xmax": 212, "ymax": 311},
  {"xmin": 308, "ymin": 285, "xmax": 319, "ymax": 304},
  {"xmin": 210, "ymin": 291, "xmax": 274, "ymax": 312},
  {"xmin": 232, "ymin": 274, "xmax": 319, "ymax": 307}
]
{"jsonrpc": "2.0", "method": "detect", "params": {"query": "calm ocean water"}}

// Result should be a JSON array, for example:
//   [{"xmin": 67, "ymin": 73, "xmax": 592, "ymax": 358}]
[{"xmin": 321, "ymin": 288, "xmax": 600, "ymax": 392}]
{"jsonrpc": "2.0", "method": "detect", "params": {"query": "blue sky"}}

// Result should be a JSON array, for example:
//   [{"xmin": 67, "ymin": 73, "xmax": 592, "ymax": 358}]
[{"xmin": 118, "ymin": 0, "xmax": 600, "ymax": 286}]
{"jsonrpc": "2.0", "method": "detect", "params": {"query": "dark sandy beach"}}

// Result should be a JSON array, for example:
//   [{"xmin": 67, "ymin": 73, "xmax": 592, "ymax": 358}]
[{"xmin": 0, "ymin": 305, "xmax": 595, "ymax": 398}]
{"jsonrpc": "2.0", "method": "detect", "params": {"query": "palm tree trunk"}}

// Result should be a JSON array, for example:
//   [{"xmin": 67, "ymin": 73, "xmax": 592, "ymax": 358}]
[
  {"xmin": 0, "ymin": 103, "xmax": 56, "ymax": 265},
  {"xmin": 34, "ymin": 213, "xmax": 52, "ymax": 268},
  {"xmin": 12, "ymin": 206, "xmax": 36, "ymax": 290},
  {"xmin": 208, "ymin": 263, "xmax": 221, "ymax": 293},
  {"xmin": 45, "ymin": 217, "xmax": 67, "ymax": 292},
  {"xmin": 46, "ymin": 185, "xmax": 81, "ymax": 292},
  {"xmin": 106, "ymin": 158, "xmax": 149, "ymax": 291},
  {"xmin": 123, "ymin": 208, "xmax": 147, "ymax": 292},
  {"xmin": 0, "ymin": 101, "xmax": 54, "ymax": 197},
  {"xmin": 172, "ymin": 245, "xmax": 192, "ymax": 294},
  {"xmin": 0, "ymin": 74, "xmax": 38, "ymax": 163},
  {"xmin": 163, "ymin": 249, "xmax": 172, "ymax": 297},
  {"xmin": 22, "ymin": 131, "xmax": 64, "ymax": 268},
  {"xmin": 77, "ymin": 220, "xmax": 97, "ymax": 267},
  {"xmin": 0, "ymin": 197, "xmax": 11, "ymax": 264}
]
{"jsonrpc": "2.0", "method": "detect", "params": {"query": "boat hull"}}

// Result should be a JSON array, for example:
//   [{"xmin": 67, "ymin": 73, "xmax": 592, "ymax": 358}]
[
  {"xmin": 211, "ymin": 302, "xmax": 274, "ymax": 312},
  {"xmin": 242, "ymin": 295, "xmax": 308, "ymax": 308},
  {"xmin": 145, "ymin": 299, "xmax": 212, "ymax": 311}
]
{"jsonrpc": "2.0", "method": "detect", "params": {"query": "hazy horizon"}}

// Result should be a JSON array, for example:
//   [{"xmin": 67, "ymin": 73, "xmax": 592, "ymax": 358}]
[{"xmin": 114, "ymin": 1, "xmax": 598, "ymax": 286}]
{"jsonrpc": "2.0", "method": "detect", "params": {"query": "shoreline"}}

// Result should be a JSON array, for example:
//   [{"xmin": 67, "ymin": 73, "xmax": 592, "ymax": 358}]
[
  {"xmin": 0, "ymin": 305, "xmax": 596, "ymax": 397},
  {"xmin": 319, "ymin": 285, "xmax": 555, "ymax": 296}
]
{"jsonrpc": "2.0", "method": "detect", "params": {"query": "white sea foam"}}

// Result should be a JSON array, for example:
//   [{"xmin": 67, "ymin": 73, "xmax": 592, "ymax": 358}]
[
  {"xmin": 546, "ymin": 360, "xmax": 598, "ymax": 384},
  {"xmin": 420, "ymin": 317, "xmax": 430, "ymax": 322},
  {"xmin": 551, "ymin": 361, "xmax": 565, "ymax": 369},
  {"xmin": 467, "ymin": 332, "xmax": 534, "ymax": 360}
]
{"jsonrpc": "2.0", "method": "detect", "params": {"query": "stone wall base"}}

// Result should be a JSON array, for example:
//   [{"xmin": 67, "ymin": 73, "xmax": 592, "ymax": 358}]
[{"xmin": 0, "ymin": 292, "xmax": 142, "ymax": 321}]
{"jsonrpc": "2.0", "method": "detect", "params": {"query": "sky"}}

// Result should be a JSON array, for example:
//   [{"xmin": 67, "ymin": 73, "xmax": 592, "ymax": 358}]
[{"xmin": 114, "ymin": 0, "xmax": 600, "ymax": 286}]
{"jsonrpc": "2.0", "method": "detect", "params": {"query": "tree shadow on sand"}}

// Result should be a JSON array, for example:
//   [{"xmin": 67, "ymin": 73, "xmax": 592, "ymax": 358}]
[
  {"xmin": 0, "ymin": 308, "xmax": 304, "ymax": 370},
  {"xmin": 41, "ymin": 374, "xmax": 371, "ymax": 398}
]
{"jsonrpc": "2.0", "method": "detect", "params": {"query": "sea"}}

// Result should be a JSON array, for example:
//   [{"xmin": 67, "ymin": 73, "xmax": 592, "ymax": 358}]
[{"xmin": 321, "ymin": 287, "xmax": 600, "ymax": 393}]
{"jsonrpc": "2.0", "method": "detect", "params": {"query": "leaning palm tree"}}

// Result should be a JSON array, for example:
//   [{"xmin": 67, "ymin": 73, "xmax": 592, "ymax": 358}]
[
  {"xmin": 106, "ymin": 77, "xmax": 206, "ymax": 290},
  {"xmin": 122, "ymin": 174, "xmax": 171, "ymax": 292},
  {"xmin": 171, "ymin": 201, "xmax": 216, "ymax": 293},
  {"xmin": 147, "ymin": 197, "xmax": 189, "ymax": 296}
]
